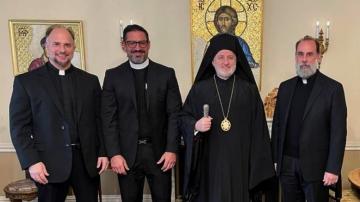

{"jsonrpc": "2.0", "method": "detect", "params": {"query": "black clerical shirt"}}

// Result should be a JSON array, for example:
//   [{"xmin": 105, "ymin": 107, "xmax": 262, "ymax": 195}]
[
  {"xmin": 46, "ymin": 63, "xmax": 79, "ymax": 144},
  {"xmin": 284, "ymin": 71, "xmax": 318, "ymax": 157},
  {"xmin": 132, "ymin": 68, "xmax": 152, "ymax": 139}
]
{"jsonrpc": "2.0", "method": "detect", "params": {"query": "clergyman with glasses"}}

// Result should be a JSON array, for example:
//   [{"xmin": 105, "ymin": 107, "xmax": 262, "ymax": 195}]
[{"xmin": 101, "ymin": 24, "xmax": 182, "ymax": 202}]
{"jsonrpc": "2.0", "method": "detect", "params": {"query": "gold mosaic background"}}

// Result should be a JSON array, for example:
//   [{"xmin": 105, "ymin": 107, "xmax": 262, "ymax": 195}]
[{"xmin": 191, "ymin": 0, "xmax": 263, "ymax": 87}]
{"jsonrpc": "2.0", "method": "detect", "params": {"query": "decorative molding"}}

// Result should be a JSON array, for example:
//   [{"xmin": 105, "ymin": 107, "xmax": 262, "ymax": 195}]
[
  {"xmin": 345, "ymin": 141, "xmax": 360, "ymax": 151},
  {"xmin": 0, "ymin": 143, "xmax": 15, "ymax": 152},
  {"xmin": 266, "ymin": 119, "xmax": 360, "ymax": 151},
  {"xmin": 1, "ymin": 138, "xmax": 360, "ymax": 154}
]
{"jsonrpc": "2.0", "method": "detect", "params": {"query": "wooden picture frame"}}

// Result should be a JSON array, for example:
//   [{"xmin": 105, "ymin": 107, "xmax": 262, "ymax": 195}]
[
  {"xmin": 8, "ymin": 20, "xmax": 86, "ymax": 75},
  {"xmin": 190, "ymin": 0, "xmax": 264, "ymax": 89}
]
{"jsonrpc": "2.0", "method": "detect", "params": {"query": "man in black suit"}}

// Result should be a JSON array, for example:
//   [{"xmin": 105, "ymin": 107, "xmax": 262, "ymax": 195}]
[
  {"xmin": 271, "ymin": 35, "xmax": 347, "ymax": 202},
  {"xmin": 101, "ymin": 24, "xmax": 182, "ymax": 202},
  {"xmin": 10, "ymin": 25, "xmax": 109, "ymax": 202}
]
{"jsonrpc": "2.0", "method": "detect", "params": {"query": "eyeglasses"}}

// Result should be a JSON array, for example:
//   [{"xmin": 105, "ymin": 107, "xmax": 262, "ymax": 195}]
[{"xmin": 125, "ymin": 40, "xmax": 148, "ymax": 48}]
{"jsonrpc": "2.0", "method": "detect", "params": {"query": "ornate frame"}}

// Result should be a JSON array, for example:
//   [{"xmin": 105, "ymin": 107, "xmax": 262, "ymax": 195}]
[
  {"xmin": 8, "ymin": 20, "xmax": 86, "ymax": 75},
  {"xmin": 190, "ymin": 0, "xmax": 264, "ymax": 89}
]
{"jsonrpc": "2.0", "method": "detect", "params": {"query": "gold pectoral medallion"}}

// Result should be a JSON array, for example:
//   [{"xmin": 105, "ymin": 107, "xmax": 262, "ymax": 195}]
[
  {"xmin": 221, "ymin": 118, "xmax": 231, "ymax": 132},
  {"xmin": 214, "ymin": 75, "xmax": 236, "ymax": 133}
]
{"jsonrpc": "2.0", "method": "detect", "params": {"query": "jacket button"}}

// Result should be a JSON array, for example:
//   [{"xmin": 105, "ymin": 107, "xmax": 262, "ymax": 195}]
[{"xmin": 61, "ymin": 125, "xmax": 65, "ymax": 130}]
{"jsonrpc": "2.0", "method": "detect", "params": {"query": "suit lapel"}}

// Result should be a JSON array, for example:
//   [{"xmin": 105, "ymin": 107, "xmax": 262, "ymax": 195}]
[
  {"xmin": 38, "ymin": 66, "xmax": 65, "ymax": 117},
  {"xmin": 303, "ymin": 72, "xmax": 324, "ymax": 120}
]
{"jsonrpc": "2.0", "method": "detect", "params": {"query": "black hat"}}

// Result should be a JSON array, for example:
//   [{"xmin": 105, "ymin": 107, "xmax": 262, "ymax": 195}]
[{"xmin": 194, "ymin": 33, "xmax": 256, "ymax": 85}]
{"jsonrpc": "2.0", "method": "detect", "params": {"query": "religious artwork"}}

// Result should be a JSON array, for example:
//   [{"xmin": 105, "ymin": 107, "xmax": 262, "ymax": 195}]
[
  {"xmin": 8, "ymin": 20, "xmax": 86, "ymax": 75},
  {"xmin": 264, "ymin": 88, "xmax": 278, "ymax": 119},
  {"xmin": 191, "ymin": 0, "xmax": 263, "ymax": 88}
]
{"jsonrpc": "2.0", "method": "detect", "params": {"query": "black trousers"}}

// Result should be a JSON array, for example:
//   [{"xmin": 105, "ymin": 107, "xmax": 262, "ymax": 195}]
[
  {"xmin": 35, "ymin": 148, "xmax": 100, "ymax": 202},
  {"xmin": 118, "ymin": 144, "xmax": 171, "ymax": 202},
  {"xmin": 279, "ymin": 155, "xmax": 328, "ymax": 202}
]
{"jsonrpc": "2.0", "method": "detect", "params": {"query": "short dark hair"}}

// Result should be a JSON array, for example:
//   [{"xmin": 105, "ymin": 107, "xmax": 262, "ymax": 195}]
[
  {"xmin": 295, "ymin": 35, "xmax": 320, "ymax": 54},
  {"xmin": 123, "ymin": 24, "xmax": 149, "ymax": 42},
  {"xmin": 45, "ymin": 24, "xmax": 75, "ymax": 40}
]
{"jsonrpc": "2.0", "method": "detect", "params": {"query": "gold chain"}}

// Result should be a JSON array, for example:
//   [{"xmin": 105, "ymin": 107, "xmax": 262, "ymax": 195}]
[{"xmin": 213, "ymin": 74, "xmax": 236, "ymax": 120}]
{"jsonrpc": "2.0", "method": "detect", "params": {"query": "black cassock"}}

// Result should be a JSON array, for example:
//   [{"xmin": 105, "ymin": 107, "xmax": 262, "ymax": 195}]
[{"xmin": 181, "ymin": 75, "xmax": 274, "ymax": 202}]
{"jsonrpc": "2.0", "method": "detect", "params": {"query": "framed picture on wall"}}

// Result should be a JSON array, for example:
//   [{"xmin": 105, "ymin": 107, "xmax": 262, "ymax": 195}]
[
  {"xmin": 190, "ymin": 0, "xmax": 264, "ymax": 89},
  {"xmin": 8, "ymin": 20, "xmax": 86, "ymax": 75}
]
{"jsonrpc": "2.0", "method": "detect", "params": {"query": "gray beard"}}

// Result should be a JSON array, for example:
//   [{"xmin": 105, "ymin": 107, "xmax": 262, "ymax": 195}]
[{"xmin": 295, "ymin": 63, "xmax": 318, "ymax": 79}]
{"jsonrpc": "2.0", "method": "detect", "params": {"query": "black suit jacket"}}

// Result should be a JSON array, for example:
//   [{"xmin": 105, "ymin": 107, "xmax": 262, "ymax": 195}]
[
  {"xmin": 271, "ymin": 72, "xmax": 347, "ymax": 181},
  {"xmin": 9, "ymin": 64, "xmax": 106, "ymax": 183},
  {"xmin": 101, "ymin": 60, "xmax": 182, "ymax": 167}
]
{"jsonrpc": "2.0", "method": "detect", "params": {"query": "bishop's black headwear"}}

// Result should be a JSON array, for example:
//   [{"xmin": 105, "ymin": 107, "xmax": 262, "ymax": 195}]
[{"xmin": 194, "ymin": 33, "xmax": 256, "ymax": 85}]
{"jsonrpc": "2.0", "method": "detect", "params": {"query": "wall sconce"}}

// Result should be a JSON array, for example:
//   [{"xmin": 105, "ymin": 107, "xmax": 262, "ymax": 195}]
[
  {"xmin": 120, "ymin": 20, "xmax": 124, "ymax": 41},
  {"xmin": 315, "ymin": 21, "xmax": 330, "ymax": 67},
  {"xmin": 120, "ymin": 19, "xmax": 134, "ymax": 42}
]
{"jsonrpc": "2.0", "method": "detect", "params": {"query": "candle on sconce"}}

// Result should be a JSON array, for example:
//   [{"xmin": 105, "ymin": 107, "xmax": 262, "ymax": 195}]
[
  {"xmin": 120, "ymin": 20, "xmax": 124, "ymax": 40},
  {"xmin": 326, "ymin": 21, "xmax": 330, "ymax": 39},
  {"xmin": 316, "ymin": 21, "xmax": 320, "ymax": 38}
]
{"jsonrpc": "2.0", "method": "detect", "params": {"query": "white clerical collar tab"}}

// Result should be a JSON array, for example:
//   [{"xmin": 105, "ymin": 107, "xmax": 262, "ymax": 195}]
[
  {"xmin": 129, "ymin": 59, "xmax": 149, "ymax": 70},
  {"xmin": 302, "ymin": 78, "xmax": 308, "ymax": 84},
  {"xmin": 59, "ymin": 70, "xmax": 65, "ymax": 76}
]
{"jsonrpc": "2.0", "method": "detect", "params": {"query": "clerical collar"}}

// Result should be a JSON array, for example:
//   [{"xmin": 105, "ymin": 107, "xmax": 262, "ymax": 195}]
[
  {"xmin": 129, "ymin": 59, "xmax": 149, "ymax": 70},
  {"xmin": 47, "ymin": 62, "xmax": 74, "ymax": 76},
  {"xmin": 298, "ymin": 70, "xmax": 318, "ymax": 85}
]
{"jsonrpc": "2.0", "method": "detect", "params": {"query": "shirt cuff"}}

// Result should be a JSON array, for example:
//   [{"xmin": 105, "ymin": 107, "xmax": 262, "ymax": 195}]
[{"xmin": 194, "ymin": 130, "xmax": 199, "ymax": 136}]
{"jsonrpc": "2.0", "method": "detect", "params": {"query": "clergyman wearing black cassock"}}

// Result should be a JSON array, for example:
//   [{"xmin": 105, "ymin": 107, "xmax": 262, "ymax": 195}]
[
  {"xmin": 181, "ymin": 33, "xmax": 275, "ymax": 202},
  {"xmin": 9, "ymin": 26, "xmax": 108, "ymax": 202},
  {"xmin": 101, "ymin": 24, "xmax": 182, "ymax": 202},
  {"xmin": 271, "ymin": 36, "xmax": 347, "ymax": 202}
]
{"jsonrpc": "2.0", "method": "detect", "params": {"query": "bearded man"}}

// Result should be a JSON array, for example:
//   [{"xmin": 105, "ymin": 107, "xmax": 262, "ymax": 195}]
[
  {"xmin": 101, "ymin": 24, "xmax": 182, "ymax": 202},
  {"xmin": 10, "ymin": 25, "xmax": 108, "ymax": 202},
  {"xmin": 181, "ymin": 33, "xmax": 274, "ymax": 202},
  {"xmin": 271, "ymin": 35, "xmax": 347, "ymax": 202}
]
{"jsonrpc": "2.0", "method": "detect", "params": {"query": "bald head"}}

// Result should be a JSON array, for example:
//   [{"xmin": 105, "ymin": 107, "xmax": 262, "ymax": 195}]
[{"xmin": 45, "ymin": 26, "xmax": 75, "ymax": 70}]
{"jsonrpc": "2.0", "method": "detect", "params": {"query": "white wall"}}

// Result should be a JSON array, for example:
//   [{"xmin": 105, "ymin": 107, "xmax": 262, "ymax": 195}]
[
  {"xmin": 262, "ymin": 0, "xmax": 360, "ymax": 146},
  {"xmin": 1, "ymin": 0, "xmax": 360, "ymax": 193},
  {"xmin": 0, "ymin": 0, "xmax": 192, "ymax": 144},
  {"xmin": 2, "ymin": 0, "xmax": 359, "ymax": 146}
]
